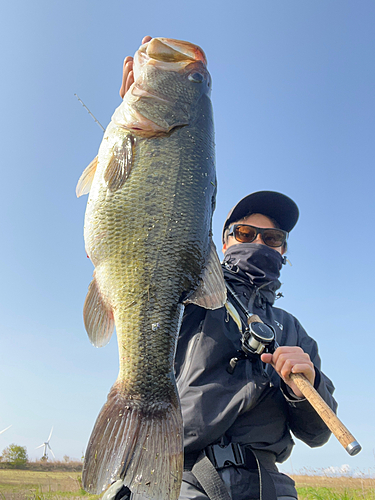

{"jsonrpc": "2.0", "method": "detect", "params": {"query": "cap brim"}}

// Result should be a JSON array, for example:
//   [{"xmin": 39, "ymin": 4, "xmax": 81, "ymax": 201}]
[{"xmin": 222, "ymin": 191, "xmax": 299, "ymax": 242}]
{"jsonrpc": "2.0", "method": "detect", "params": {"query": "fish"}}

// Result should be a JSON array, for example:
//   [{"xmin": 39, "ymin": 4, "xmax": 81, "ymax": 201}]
[{"xmin": 76, "ymin": 37, "xmax": 226, "ymax": 500}]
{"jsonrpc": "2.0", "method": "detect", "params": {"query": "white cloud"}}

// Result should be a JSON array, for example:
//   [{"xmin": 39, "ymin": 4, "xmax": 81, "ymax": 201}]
[{"xmin": 323, "ymin": 464, "xmax": 351, "ymax": 476}]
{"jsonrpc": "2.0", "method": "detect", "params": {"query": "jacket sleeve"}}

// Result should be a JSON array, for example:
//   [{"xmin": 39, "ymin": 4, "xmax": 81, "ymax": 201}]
[{"xmin": 280, "ymin": 318, "xmax": 338, "ymax": 447}]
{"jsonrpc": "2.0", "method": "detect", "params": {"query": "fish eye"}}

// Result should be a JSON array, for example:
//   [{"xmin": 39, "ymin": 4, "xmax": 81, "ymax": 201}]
[{"xmin": 188, "ymin": 72, "xmax": 204, "ymax": 83}]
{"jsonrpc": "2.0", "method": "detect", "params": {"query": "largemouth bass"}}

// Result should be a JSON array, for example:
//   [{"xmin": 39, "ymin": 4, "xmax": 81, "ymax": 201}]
[{"xmin": 76, "ymin": 38, "xmax": 226, "ymax": 500}]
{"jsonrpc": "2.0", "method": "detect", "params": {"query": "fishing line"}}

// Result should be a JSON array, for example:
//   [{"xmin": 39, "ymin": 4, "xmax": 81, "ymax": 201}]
[{"xmin": 74, "ymin": 93, "xmax": 105, "ymax": 132}]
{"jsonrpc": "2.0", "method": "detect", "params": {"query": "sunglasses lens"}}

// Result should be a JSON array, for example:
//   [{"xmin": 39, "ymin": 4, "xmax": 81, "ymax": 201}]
[
  {"xmin": 234, "ymin": 225, "xmax": 257, "ymax": 243},
  {"xmin": 262, "ymin": 229, "xmax": 286, "ymax": 247}
]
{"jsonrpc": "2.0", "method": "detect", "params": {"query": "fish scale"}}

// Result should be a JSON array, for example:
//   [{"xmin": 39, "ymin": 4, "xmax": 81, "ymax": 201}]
[{"xmin": 77, "ymin": 38, "xmax": 225, "ymax": 500}]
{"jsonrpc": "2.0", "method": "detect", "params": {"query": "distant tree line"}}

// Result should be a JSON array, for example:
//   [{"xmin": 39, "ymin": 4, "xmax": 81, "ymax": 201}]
[
  {"xmin": 0, "ymin": 444, "xmax": 28, "ymax": 468},
  {"xmin": 0, "ymin": 445, "xmax": 83, "ymax": 471}
]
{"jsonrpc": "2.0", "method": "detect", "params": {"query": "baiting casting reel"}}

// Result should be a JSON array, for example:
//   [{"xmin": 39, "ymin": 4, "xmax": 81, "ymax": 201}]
[
  {"xmin": 227, "ymin": 316, "xmax": 277, "ymax": 374},
  {"xmin": 225, "ymin": 282, "xmax": 278, "ymax": 373},
  {"xmin": 241, "ymin": 320, "xmax": 277, "ymax": 357}
]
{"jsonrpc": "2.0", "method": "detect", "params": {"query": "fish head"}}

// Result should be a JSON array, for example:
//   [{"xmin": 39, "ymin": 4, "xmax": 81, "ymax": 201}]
[{"xmin": 112, "ymin": 38, "xmax": 212, "ymax": 135}]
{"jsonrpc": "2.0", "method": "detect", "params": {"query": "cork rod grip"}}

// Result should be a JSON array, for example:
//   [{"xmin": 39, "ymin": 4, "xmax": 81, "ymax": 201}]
[
  {"xmin": 247, "ymin": 315, "xmax": 361, "ymax": 456},
  {"xmin": 290, "ymin": 372, "xmax": 361, "ymax": 456}
]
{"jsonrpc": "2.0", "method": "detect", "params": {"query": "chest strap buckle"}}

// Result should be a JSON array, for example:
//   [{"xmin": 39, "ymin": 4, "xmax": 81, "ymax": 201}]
[{"xmin": 205, "ymin": 442, "xmax": 245, "ymax": 469}]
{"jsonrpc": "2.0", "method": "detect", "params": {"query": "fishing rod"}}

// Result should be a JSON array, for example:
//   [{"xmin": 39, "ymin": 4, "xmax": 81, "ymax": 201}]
[
  {"xmin": 74, "ymin": 93, "xmax": 105, "ymax": 132},
  {"xmin": 225, "ymin": 282, "xmax": 361, "ymax": 457}
]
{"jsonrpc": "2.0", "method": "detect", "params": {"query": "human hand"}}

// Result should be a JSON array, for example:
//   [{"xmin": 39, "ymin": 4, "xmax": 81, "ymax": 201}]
[
  {"xmin": 261, "ymin": 346, "xmax": 315, "ymax": 398},
  {"xmin": 119, "ymin": 36, "xmax": 153, "ymax": 98}
]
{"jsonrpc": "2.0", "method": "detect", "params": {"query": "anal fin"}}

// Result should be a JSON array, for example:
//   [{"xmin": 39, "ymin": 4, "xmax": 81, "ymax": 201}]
[
  {"xmin": 83, "ymin": 275, "xmax": 114, "ymax": 347},
  {"xmin": 184, "ymin": 238, "xmax": 227, "ymax": 310}
]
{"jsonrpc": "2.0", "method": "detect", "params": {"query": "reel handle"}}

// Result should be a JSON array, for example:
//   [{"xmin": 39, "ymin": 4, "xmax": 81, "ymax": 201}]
[{"xmin": 248, "ymin": 315, "xmax": 361, "ymax": 456}]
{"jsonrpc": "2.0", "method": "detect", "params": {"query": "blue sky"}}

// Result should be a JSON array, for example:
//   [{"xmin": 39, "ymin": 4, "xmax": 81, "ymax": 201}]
[{"xmin": 1, "ymin": 0, "xmax": 374, "ymax": 477}]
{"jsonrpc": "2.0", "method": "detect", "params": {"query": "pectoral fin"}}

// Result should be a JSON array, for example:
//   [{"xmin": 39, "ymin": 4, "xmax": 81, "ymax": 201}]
[
  {"xmin": 184, "ymin": 238, "xmax": 227, "ymax": 310},
  {"xmin": 83, "ymin": 275, "xmax": 114, "ymax": 347},
  {"xmin": 225, "ymin": 301, "xmax": 242, "ymax": 332},
  {"xmin": 104, "ymin": 135, "xmax": 134, "ymax": 191},
  {"xmin": 76, "ymin": 157, "xmax": 98, "ymax": 197}
]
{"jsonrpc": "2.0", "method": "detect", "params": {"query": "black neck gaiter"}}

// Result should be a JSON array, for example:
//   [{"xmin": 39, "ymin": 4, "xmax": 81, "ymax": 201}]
[{"xmin": 223, "ymin": 243, "xmax": 284, "ymax": 306}]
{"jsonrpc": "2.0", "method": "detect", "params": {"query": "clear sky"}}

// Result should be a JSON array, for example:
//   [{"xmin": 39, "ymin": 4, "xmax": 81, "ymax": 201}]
[{"xmin": 1, "ymin": 0, "xmax": 374, "ymax": 478}]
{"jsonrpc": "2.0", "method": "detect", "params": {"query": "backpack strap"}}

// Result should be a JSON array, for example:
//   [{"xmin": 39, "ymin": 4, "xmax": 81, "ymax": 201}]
[
  {"xmin": 189, "ymin": 444, "xmax": 278, "ymax": 500},
  {"xmin": 191, "ymin": 451, "xmax": 231, "ymax": 500}
]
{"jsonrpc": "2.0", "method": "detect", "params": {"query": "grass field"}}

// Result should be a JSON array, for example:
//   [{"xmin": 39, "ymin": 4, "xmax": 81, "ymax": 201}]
[
  {"xmin": 0, "ymin": 468, "xmax": 374, "ymax": 499},
  {"xmin": 292, "ymin": 475, "xmax": 375, "ymax": 499},
  {"xmin": 0, "ymin": 468, "xmax": 99, "ymax": 500}
]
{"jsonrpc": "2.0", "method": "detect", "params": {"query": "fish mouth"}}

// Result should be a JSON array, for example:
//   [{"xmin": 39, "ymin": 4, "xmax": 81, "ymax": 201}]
[
  {"xmin": 133, "ymin": 38, "xmax": 207, "ymax": 80},
  {"xmin": 114, "ymin": 38, "xmax": 209, "ymax": 136}
]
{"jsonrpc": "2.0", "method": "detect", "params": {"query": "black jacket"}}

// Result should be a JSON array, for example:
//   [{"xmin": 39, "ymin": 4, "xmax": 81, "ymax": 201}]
[{"xmin": 175, "ymin": 269, "xmax": 337, "ymax": 498}]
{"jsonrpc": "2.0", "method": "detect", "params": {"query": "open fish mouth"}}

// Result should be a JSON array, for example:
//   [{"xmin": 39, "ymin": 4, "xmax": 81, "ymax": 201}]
[
  {"xmin": 114, "ymin": 37, "xmax": 210, "ymax": 135},
  {"xmin": 133, "ymin": 37, "xmax": 207, "ymax": 80}
]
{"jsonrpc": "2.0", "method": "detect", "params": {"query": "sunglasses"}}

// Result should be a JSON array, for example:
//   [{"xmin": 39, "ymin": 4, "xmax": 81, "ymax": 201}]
[{"xmin": 228, "ymin": 224, "xmax": 288, "ymax": 248}]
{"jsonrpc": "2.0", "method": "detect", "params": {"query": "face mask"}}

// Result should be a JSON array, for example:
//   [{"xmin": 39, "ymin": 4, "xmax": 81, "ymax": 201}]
[{"xmin": 223, "ymin": 243, "xmax": 284, "ymax": 288}]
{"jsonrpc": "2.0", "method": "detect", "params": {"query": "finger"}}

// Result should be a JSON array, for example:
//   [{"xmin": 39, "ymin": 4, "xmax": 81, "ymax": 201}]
[
  {"xmin": 276, "ymin": 353, "xmax": 313, "ymax": 376},
  {"xmin": 290, "ymin": 363, "xmax": 315, "ymax": 385},
  {"xmin": 120, "ymin": 57, "xmax": 134, "ymax": 98},
  {"xmin": 122, "ymin": 56, "xmax": 133, "ymax": 77},
  {"xmin": 125, "ymin": 70, "xmax": 134, "ymax": 95},
  {"xmin": 277, "ymin": 357, "xmax": 315, "ymax": 385},
  {"xmin": 119, "ymin": 38, "xmax": 152, "ymax": 98},
  {"xmin": 273, "ymin": 348, "xmax": 312, "ymax": 374},
  {"xmin": 120, "ymin": 58, "xmax": 133, "ymax": 98},
  {"xmin": 272, "ymin": 346, "xmax": 304, "ymax": 363},
  {"xmin": 277, "ymin": 358, "xmax": 295, "ymax": 381},
  {"xmin": 123, "ymin": 55, "xmax": 133, "ymax": 66}
]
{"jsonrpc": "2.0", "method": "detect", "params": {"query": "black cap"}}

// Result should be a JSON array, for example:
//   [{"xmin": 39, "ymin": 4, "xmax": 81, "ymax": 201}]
[{"xmin": 222, "ymin": 191, "xmax": 299, "ymax": 243}]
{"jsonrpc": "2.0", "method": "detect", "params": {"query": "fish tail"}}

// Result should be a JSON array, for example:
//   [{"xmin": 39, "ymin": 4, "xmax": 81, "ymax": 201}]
[{"xmin": 82, "ymin": 382, "xmax": 183, "ymax": 500}]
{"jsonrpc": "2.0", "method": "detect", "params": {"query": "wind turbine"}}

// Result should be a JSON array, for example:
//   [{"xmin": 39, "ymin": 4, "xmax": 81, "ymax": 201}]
[
  {"xmin": 36, "ymin": 427, "xmax": 55, "ymax": 460},
  {"xmin": 0, "ymin": 425, "xmax": 12, "ymax": 435}
]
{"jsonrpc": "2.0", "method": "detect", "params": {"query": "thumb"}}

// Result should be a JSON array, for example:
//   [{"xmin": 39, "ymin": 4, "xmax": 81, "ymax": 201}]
[{"xmin": 261, "ymin": 353, "xmax": 273, "ymax": 364}]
